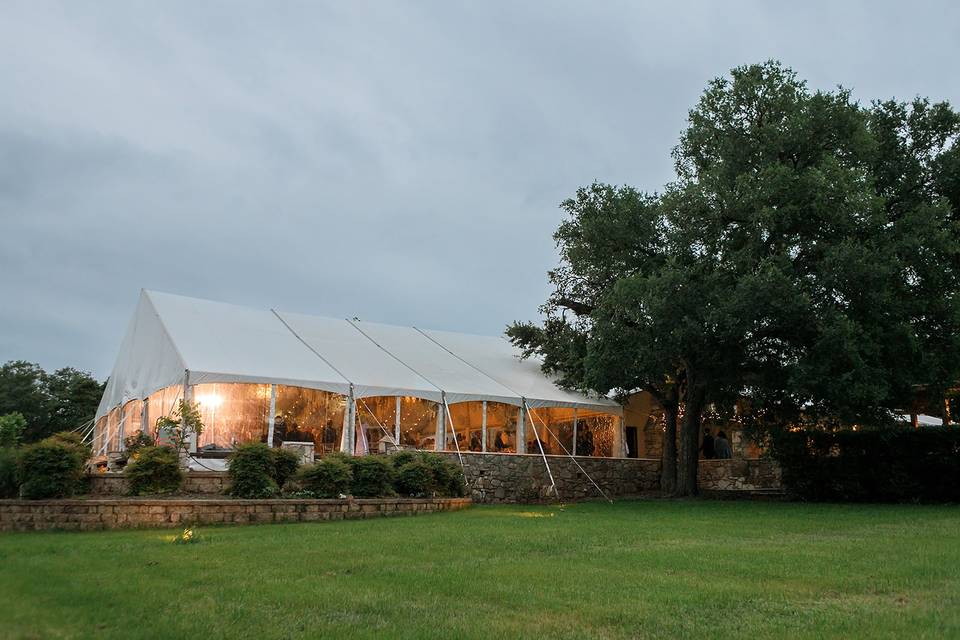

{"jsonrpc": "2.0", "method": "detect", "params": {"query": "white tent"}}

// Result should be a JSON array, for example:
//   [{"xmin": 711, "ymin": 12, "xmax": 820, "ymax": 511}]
[{"xmin": 95, "ymin": 290, "xmax": 622, "ymax": 455}]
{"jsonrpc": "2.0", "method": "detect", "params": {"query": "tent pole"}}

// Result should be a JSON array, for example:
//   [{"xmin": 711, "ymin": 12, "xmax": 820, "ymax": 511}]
[
  {"xmin": 572, "ymin": 408, "xmax": 578, "ymax": 456},
  {"xmin": 481, "ymin": 401, "xmax": 487, "ymax": 452},
  {"xmin": 530, "ymin": 409, "xmax": 613, "ymax": 503},
  {"xmin": 341, "ymin": 384, "xmax": 355, "ymax": 454},
  {"xmin": 442, "ymin": 397, "xmax": 465, "ymax": 470},
  {"xmin": 527, "ymin": 403, "xmax": 558, "ymax": 501},
  {"xmin": 517, "ymin": 400, "xmax": 526, "ymax": 454},
  {"xmin": 267, "ymin": 384, "xmax": 277, "ymax": 447},
  {"xmin": 394, "ymin": 396, "xmax": 401, "ymax": 444}
]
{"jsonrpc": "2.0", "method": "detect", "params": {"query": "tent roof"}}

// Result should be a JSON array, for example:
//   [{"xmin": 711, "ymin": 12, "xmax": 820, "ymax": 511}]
[{"xmin": 97, "ymin": 290, "xmax": 621, "ymax": 418}]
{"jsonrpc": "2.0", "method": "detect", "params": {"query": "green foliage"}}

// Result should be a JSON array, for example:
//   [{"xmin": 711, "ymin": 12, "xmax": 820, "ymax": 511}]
[
  {"xmin": 508, "ymin": 61, "xmax": 960, "ymax": 496},
  {"xmin": 155, "ymin": 400, "xmax": 204, "ymax": 455},
  {"xmin": 0, "ymin": 412, "xmax": 27, "ymax": 448},
  {"xmin": 125, "ymin": 446, "xmax": 183, "ymax": 495},
  {"xmin": 15, "ymin": 435, "xmax": 88, "ymax": 499},
  {"xmin": 394, "ymin": 459, "xmax": 434, "ymax": 497},
  {"xmin": 296, "ymin": 458, "xmax": 353, "ymax": 498},
  {"xmin": 123, "ymin": 432, "xmax": 155, "ymax": 457},
  {"xmin": 768, "ymin": 427, "xmax": 960, "ymax": 503},
  {"xmin": 388, "ymin": 450, "xmax": 419, "ymax": 469},
  {"xmin": 271, "ymin": 448, "xmax": 302, "ymax": 490},
  {"xmin": 0, "ymin": 447, "xmax": 18, "ymax": 498},
  {"xmin": 349, "ymin": 456, "xmax": 395, "ymax": 497},
  {"xmin": 0, "ymin": 361, "xmax": 104, "ymax": 443},
  {"xmin": 420, "ymin": 454, "xmax": 466, "ymax": 497},
  {"xmin": 227, "ymin": 443, "xmax": 278, "ymax": 498}
]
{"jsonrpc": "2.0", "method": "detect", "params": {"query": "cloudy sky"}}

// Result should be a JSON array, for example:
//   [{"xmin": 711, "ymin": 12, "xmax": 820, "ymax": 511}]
[{"xmin": 1, "ymin": 1, "xmax": 958, "ymax": 379}]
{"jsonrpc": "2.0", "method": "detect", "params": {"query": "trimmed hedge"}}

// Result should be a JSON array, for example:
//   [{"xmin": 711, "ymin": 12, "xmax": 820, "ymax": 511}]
[
  {"xmin": 768, "ymin": 427, "xmax": 960, "ymax": 503},
  {"xmin": 227, "ymin": 443, "xmax": 303, "ymax": 497},
  {"xmin": 228, "ymin": 443, "xmax": 280, "ymax": 498},
  {"xmin": 0, "ymin": 447, "xmax": 17, "ymax": 498},
  {"xmin": 125, "ymin": 446, "xmax": 183, "ymax": 495},
  {"xmin": 16, "ymin": 434, "xmax": 88, "ymax": 499},
  {"xmin": 272, "ymin": 448, "xmax": 302, "ymax": 489},
  {"xmin": 297, "ymin": 457, "xmax": 352, "ymax": 498},
  {"xmin": 350, "ymin": 456, "xmax": 395, "ymax": 497},
  {"xmin": 394, "ymin": 460, "xmax": 434, "ymax": 497}
]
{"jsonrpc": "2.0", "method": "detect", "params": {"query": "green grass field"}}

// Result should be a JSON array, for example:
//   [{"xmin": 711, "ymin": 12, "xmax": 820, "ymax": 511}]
[{"xmin": 1, "ymin": 500, "xmax": 958, "ymax": 639}]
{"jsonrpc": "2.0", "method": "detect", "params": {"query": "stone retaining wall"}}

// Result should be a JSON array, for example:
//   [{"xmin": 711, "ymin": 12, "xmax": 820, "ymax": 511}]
[
  {"xmin": 436, "ymin": 452, "xmax": 661, "ymax": 502},
  {"xmin": 697, "ymin": 458, "xmax": 782, "ymax": 491},
  {"xmin": 89, "ymin": 471, "xmax": 226, "ymax": 495},
  {"xmin": 0, "ymin": 497, "xmax": 471, "ymax": 532}
]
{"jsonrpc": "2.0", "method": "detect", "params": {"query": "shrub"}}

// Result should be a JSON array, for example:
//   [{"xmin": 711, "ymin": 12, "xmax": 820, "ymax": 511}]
[
  {"xmin": 768, "ymin": 426, "xmax": 960, "ymax": 503},
  {"xmin": 227, "ymin": 443, "xmax": 278, "ymax": 498},
  {"xmin": 123, "ymin": 432, "xmax": 155, "ymax": 456},
  {"xmin": 389, "ymin": 450, "xmax": 419, "ymax": 469},
  {"xmin": 125, "ymin": 446, "xmax": 183, "ymax": 495},
  {"xmin": 0, "ymin": 447, "xmax": 18, "ymax": 498},
  {"xmin": 155, "ymin": 400, "xmax": 204, "ymax": 456},
  {"xmin": 47, "ymin": 431, "xmax": 91, "ymax": 459},
  {"xmin": 0, "ymin": 412, "xmax": 26, "ymax": 448},
  {"xmin": 420, "ymin": 453, "xmax": 466, "ymax": 497},
  {"xmin": 16, "ymin": 436, "xmax": 87, "ymax": 499},
  {"xmin": 271, "ymin": 448, "xmax": 302, "ymax": 490},
  {"xmin": 349, "ymin": 456, "xmax": 395, "ymax": 497},
  {"xmin": 394, "ymin": 459, "xmax": 433, "ymax": 497},
  {"xmin": 297, "ymin": 458, "xmax": 353, "ymax": 498}
]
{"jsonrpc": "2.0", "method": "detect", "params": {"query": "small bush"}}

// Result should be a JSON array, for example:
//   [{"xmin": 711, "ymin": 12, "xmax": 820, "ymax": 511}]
[
  {"xmin": 271, "ymin": 448, "xmax": 302, "ymax": 490},
  {"xmin": 0, "ymin": 447, "xmax": 18, "ymax": 498},
  {"xmin": 228, "ymin": 443, "xmax": 278, "ymax": 498},
  {"xmin": 124, "ymin": 432, "xmax": 155, "ymax": 456},
  {"xmin": 297, "ymin": 458, "xmax": 353, "ymax": 498},
  {"xmin": 125, "ymin": 446, "xmax": 183, "ymax": 495},
  {"xmin": 420, "ymin": 453, "xmax": 466, "ymax": 497},
  {"xmin": 47, "ymin": 431, "xmax": 91, "ymax": 459},
  {"xmin": 16, "ymin": 437, "xmax": 87, "ymax": 499},
  {"xmin": 389, "ymin": 450, "xmax": 419, "ymax": 469},
  {"xmin": 394, "ymin": 459, "xmax": 433, "ymax": 497},
  {"xmin": 350, "ymin": 456, "xmax": 395, "ymax": 497}
]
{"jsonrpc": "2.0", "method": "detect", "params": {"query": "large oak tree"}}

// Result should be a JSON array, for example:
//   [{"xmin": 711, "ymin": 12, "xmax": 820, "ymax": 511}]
[{"xmin": 508, "ymin": 61, "xmax": 960, "ymax": 496}]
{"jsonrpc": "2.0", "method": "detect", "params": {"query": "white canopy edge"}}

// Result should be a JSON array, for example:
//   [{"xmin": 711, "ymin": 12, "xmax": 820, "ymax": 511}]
[{"xmin": 97, "ymin": 291, "xmax": 623, "ymax": 419}]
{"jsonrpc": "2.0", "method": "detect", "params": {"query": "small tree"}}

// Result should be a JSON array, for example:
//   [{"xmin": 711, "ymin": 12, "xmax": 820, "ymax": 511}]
[
  {"xmin": 155, "ymin": 400, "xmax": 204, "ymax": 460},
  {"xmin": 0, "ymin": 412, "xmax": 27, "ymax": 448}
]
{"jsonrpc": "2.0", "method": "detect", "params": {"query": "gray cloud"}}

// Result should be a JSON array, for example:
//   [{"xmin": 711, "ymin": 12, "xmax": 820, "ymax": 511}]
[{"xmin": 1, "ymin": 0, "xmax": 958, "ymax": 379}]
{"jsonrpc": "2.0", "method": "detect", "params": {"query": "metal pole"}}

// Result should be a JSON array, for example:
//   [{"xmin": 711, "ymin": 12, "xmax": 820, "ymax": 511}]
[
  {"xmin": 481, "ymin": 401, "xmax": 487, "ymax": 452},
  {"xmin": 517, "ymin": 400, "xmax": 527, "ymax": 454},
  {"xmin": 572, "ymin": 408, "xmax": 578, "ymax": 456},
  {"xmin": 267, "ymin": 384, "xmax": 277, "ymax": 447},
  {"xmin": 395, "ymin": 396, "xmax": 401, "ymax": 443}
]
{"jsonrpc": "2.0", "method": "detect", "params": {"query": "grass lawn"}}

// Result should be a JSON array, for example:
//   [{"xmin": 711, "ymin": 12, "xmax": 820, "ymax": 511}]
[{"xmin": 1, "ymin": 500, "xmax": 958, "ymax": 639}]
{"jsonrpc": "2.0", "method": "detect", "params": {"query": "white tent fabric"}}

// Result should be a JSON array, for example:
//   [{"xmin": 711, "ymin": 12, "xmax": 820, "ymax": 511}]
[
  {"xmin": 348, "ymin": 319, "xmax": 521, "ymax": 406},
  {"xmin": 274, "ymin": 311, "xmax": 443, "ymax": 402},
  {"xmin": 98, "ymin": 290, "xmax": 622, "ymax": 419},
  {"xmin": 420, "ymin": 328, "xmax": 620, "ymax": 412}
]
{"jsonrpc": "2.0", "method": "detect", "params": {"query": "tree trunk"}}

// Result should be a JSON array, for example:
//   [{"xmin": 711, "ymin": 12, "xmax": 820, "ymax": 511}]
[
  {"xmin": 676, "ymin": 382, "xmax": 705, "ymax": 497},
  {"xmin": 660, "ymin": 405, "xmax": 677, "ymax": 495}
]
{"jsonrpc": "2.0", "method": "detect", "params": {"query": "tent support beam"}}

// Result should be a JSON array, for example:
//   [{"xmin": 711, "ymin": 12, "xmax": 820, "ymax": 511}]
[{"xmin": 267, "ymin": 384, "xmax": 277, "ymax": 447}]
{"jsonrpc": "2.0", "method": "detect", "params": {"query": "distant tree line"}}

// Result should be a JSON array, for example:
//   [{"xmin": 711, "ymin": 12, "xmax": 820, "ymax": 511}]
[
  {"xmin": 508, "ymin": 61, "xmax": 960, "ymax": 496},
  {"xmin": 0, "ymin": 360, "xmax": 104, "ymax": 443}
]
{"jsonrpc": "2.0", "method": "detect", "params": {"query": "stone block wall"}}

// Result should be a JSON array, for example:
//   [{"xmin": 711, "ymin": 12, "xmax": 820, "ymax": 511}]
[
  {"xmin": 697, "ymin": 459, "xmax": 782, "ymax": 491},
  {"xmin": 436, "ymin": 452, "xmax": 661, "ymax": 502},
  {"xmin": 0, "ymin": 497, "xmax": 471, "ymax": 532},
  {"xmin": 89, "ymin": 471, "xmax": 226, "ymax": 495}
]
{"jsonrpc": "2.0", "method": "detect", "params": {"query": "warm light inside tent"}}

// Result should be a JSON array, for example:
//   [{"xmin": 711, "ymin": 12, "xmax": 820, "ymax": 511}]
[{"xmin": 195, "ymin": 393, "xmax": 223, "ymax": 409}]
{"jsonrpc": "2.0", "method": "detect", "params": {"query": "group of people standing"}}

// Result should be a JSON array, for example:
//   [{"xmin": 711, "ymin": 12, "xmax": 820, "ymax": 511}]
[{"xmin": 700, "ymin": 427, "xmax": 733, "ymax": 459}]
